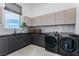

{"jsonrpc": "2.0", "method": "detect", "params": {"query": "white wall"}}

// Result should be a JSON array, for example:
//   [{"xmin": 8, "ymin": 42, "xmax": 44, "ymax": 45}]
[
  {"xmin": 74, "ymin": 4, "xmax": 79, "ymax": 34},
  {"xmin": 18, "ymin": 3, "xmax": 32, "ymax": 17},
  {"xmin": 30, "ymin": 3, "xmax": 76, "ymax": 17}
]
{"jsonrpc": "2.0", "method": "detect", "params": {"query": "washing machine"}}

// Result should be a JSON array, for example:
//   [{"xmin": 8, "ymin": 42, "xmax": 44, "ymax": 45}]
[
  {"xmin": 45, "ymin": 32, "xmax": 59, "ymax": 54},
  {"xmin": 58, "ymin": 33, "xmax": 79, "ymax": 56}
]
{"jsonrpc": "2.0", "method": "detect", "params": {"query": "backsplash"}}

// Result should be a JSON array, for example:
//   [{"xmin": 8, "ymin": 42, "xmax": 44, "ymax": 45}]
[
  {"xmin": 0, "ymin": 24, "xmax": 28, "ymax": 35},
  {"xmin": 34, "ymin": 25, "xmax": 75, "ymax": 33},
  {"xmin": 0, "ymin": 24, "xmax": 14, "ymax": 35}
]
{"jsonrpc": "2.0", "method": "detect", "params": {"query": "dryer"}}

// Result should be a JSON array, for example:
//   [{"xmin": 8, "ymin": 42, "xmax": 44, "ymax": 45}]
[
  {"xmin": 58, "ymin": 33, "xmax": 79, "ymax": 56},
  {"xmin": 45, "ymin": 32, "xmax": 59, "ymax": 54}
]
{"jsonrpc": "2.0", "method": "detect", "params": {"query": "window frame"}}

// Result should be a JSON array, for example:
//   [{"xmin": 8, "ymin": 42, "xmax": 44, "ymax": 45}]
[{"xmin": 4, "ymin": 9, "xmax": 21, "ymax": 29}]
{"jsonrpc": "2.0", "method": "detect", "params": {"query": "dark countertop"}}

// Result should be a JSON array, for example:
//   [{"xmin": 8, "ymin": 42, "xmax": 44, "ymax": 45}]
[
  {"xmin": 26, "ymin": 33, "xmax": 45, "ymax": 34},
  {"xmin": 0, "ymin": 33, "xmax": 46, "ymax": 37},
  {"xmin": 0, "ymin": 33, "xmax": 27, "ymax": 37}
]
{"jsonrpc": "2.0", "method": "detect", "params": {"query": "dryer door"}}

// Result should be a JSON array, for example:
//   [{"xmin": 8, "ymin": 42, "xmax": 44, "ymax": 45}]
[
  {"xmin": 45, "ymin": 36, "xmax": 57, "ymax": 48},
  {"xmin": 60, "ymin": 37, "xmax": 77, "ymax": 52}
]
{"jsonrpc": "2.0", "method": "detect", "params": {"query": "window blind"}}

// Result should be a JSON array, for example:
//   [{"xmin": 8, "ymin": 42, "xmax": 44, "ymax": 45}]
[{"xmin": 5, "ymin": 3, "xmax": 22, "ymax": 15}]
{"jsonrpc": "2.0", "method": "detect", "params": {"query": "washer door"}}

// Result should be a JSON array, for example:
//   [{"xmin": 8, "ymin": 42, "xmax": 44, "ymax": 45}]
[
  {"xmin": 45, "ymin": 36, "xmax": 57, "ymax": 48},
  {"xmin": 60, "ymin": 37, "xmax": 77, "ymax": 52}
]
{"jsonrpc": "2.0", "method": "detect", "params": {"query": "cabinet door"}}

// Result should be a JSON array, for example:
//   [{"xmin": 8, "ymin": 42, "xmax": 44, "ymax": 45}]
[
  {"xmin": 0, "ymin": 37, "xmax": 8, "ymax": 56},
  {"xmin": 8, "ymin": 34, "xmax": 31, "ymax": 53},
  {"xmin": 41, "ymin": 15, "xmax": 48, "ymax": 25},
  {"xmin": 38, "ymin": 16, "xmax": 42, "ymax": 26},
  {"xmin": 32, "ymin": 16, "xmax": 42, "ymax": 26},
  {"xmin": 32, "ymin": 17, "xmax": 38, "ymax": 26},
  {"xmin": 31, "ymin": 18, "xmax": 35, "ymax": 26},
  {"xmin": 56, "ymin": 11, "xmax": 65, "ymax": 25},
  {"xmin": 8, "ymin": 36, "xmax": 19, "ymax": 53},
  {"xmin": 19, "ymin": 34, "xmax": 31, "ymax": 46},
  {"xmin": 32, "ymin": 34, "xmax": 45, "ymax": 47},
  {"xmin": 32, "ymin": 13, "xmax": 56, "ymax": 26},
  {"xmin": 24, "ymin": 17, "xmax": 32, "ymax": 26},
  {"xmin": 34, "ymin": 17, "xmax": 39, "ymax": 26},
  {"xmin": 8, "ymin": 35, "xmax": 24, "ymax": 53},
  {"xmin": 47, "ymin": 13, "xmax": 56, "ymax": 25},
  {"xmin": 64, "ymin": 8, "xmax": 76, "ymax": 24}
]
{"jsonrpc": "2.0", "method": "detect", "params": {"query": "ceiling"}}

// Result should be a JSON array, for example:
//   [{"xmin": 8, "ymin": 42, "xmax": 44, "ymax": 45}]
[{"xmin": 18, "ymin": 3, "xmax": 46, "ymax": 7}]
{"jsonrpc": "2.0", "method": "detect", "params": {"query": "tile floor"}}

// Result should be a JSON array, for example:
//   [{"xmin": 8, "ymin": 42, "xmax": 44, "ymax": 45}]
[{"xmin": 7, "ymin": 45, "xmax": 61, "ymax": 56}]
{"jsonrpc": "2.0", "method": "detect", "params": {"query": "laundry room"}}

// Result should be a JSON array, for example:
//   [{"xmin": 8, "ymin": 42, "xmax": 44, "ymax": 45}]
[{"xmin": 0, "ymin": 1, "xmax": 79, "ymax": 57}]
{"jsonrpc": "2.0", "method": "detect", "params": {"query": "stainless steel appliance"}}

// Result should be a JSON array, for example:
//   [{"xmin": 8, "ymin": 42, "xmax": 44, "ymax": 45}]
[
  {"xmin": 45, "ymin": 32, "xmax": 59, "ymax": 54},
  {"xmin": 58, "ymin": 33, "xmax": 79, "ymax": 56}
]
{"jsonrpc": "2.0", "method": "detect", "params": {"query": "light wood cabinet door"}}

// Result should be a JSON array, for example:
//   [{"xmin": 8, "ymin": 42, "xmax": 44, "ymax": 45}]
[
  {"xmin": 41, "ymin": 15, "xmax": 48, "ymax": 25},
  {"xmin": 40, "ymin": 16, "xmax": 44, "ymax": 25},
  {"xmin": 55, "ymin": 11, "xmax": 65, "ymax": 25},
  {"xmin": 31, "ymin": 8, "xmax": 76, "ymax": 26},
  {"xmin": 47, "ymin": 13, "xmax": 56, "ymax": 25},
  {"xmin": 41, "ymin": 13, "xmax": 56, "ymax": 25},
  {"xmin": 64, "ymin": 8, "xmax": 76, "ymax": 24},
  {"xmin": 37, "ymin": 16, "xmax": 42, "ymax": 26},
  {"xmin": 32, "ymin": 16, "xmax": 42, "ymax": 26},
  {"xmin": 31, "ymin": 17, "xmax": 37, "ymax": 26},
  {"xmin": 24, "ymin": 17, "xmax": 32, "ymax": 26}
]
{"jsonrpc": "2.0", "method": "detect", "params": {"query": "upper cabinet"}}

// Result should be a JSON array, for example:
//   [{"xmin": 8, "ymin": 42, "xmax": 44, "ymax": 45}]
[
  {"xmin": 36, "ymin": 16, "xmax": 42, "ymax": 26},
  {"xmin": 47, "ymin": 13, "xmax": 56, "ymax": 25},
  {"xmin": 64, "ymin": 8, "xmax": 76, "ymax": 24},
  {"xmin": 25, "ymin": 8, "xmax": 76, "ymax": 26},
  {"xmin": 32, "ymin": 13, "xmax": 56, "ymax": 26},
  {"xmin": 41, "ymin": 15, "xmax": 48, "ymax": 25},
  {"xmin": 31, "ymin": 13, "xmax": 56, "ymax": 26},
  {"xmin": 32, "ymin": 16, "xmax": 42, "ymax": 26},
  {"xmin": 55, "ymin": 11, "xmax": 65, "ymax": 25},
  {"xmin": 24, "ymin": 16, "xmax": 32, "ymax": 26},
  {"xmin": 55, "ymin": 8, "xmax": 76, "ymax": 25}
]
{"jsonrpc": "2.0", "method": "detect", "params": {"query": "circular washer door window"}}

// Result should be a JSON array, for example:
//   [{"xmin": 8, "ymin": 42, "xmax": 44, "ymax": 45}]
[
  {"xmin": 60, "ymin": 37, "xmax": 77, "ymax": 52},
  {"xmin": 45, "ymin": 36, "xmax": 57, "ymax": 48}
]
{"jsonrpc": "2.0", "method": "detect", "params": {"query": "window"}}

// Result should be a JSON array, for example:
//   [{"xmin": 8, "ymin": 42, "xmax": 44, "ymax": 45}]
[{"xmin": 5, "ymin": 10, "xmax": 20, "ymax": 29}]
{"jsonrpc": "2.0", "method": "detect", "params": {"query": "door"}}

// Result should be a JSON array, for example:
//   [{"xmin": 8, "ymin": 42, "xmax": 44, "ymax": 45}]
[
  {"xmin": 60, "ymin": 37, "xmax": 77, "ymax": 52},
  {"xmin": 8, "ymin": 34, "xmax": 31, "ymax": 53},
  {"xmin": 47, "ymin": 13, "xmax": 56, "ymax": 25},
  {"xmin": 32, "ymin": 34, "xmax": 45, "ymax": 47},
  {"xmin": 55, "ymin": 11, "xmax": 65, "ymax": 25},
  {"xmin": 45, "ymin": 36, "xmax": 57, "ymax": 48},
  {"xmin": 18, "ymin": 34, "xmax": 31, "ymax": 47},
  {"xmin": 64, "ymin": 8, "xmax": 76, "ymax": 24},
  {"xmin": 8, "ymin": 36, "xmax": 19, "ymax": 53}
]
